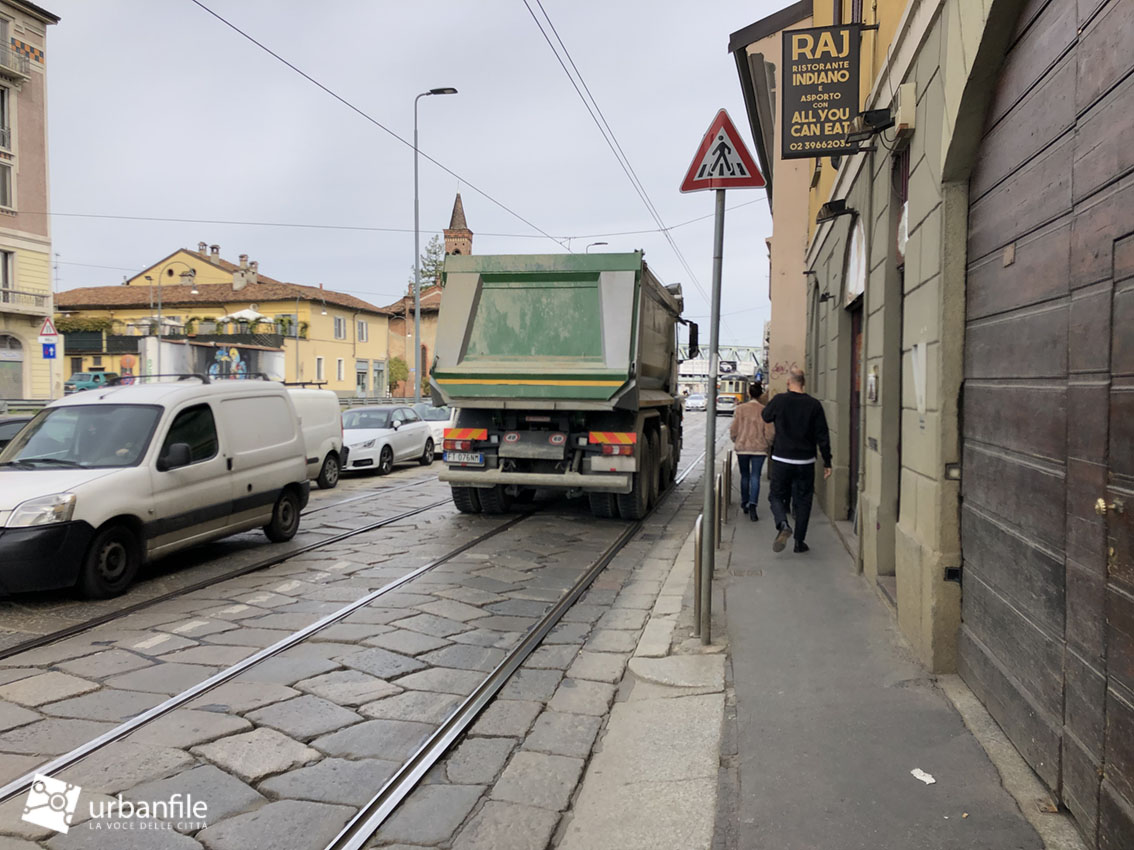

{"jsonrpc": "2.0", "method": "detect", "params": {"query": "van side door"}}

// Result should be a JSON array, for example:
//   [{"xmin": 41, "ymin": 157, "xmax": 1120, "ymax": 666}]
[
  {"xmin": 218, "ymin": 393, "xmax": 304, "ymax": 529},
  {"xmin": 147, "ymin": 402, "xmax": 231, "ymax": 556}
]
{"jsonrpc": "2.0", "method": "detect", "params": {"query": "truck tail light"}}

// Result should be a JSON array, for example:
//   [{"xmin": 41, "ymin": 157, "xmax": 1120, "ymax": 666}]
[
  {"xmin": 602, "ymin": 444, "xmax": 634, "ymax": 456},
  {"xmin": 444, "ymin": 439, "xmax": 472, "ymax": 451}
]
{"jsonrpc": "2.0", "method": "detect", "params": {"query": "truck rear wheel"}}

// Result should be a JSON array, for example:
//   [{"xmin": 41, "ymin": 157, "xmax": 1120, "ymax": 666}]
[
  {"xmin": 478, "ymin": 485, "xmax": 512, "ymax": 514},
  {"xmin": 451, "ymin": 486, "xmax": 482, "ymax": 514},
  {"xmin": 645, "ymin": 431, "xmax": 661, "ymax": 508},
  {"xmin": 588, "ymin": 492, "xmax": 619, "ymax": 519},
  {"xmin": 617, "ymin": 437, "xmax": 652, "ymax": 520}
]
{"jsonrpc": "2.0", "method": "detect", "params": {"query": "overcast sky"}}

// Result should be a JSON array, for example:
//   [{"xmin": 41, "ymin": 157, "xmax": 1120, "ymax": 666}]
[{"xmin": 44, "ymin": 0, "xmax": 787, "ymax": 346}]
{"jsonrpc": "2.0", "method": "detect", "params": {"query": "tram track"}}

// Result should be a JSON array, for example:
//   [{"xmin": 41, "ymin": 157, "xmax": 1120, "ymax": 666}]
[
  {"xmin": 0, "ymin": 419, "xmax": 722, "ymax": 844},
  {"xmin": 0, "ymin": 491, "xmax": 454, "ymax": 662}
]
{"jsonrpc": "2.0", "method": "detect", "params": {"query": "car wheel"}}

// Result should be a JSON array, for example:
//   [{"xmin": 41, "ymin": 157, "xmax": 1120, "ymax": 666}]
[
  {"xmin": 316, "ymin": 452, "xmax": 340, "ymax": 489},
  {"xmin": 263, "ymin": 489, "xmax": 301, "ymax": 542},
  {"xmin": 419, "ymin": 438, "xmax": 435, "ymax": 466},
  {"xmin": 376, "ymin": 445, "xmax": 394, "ymax": 476},
  {"xmin": 77, "ymin": 524, "xmax": 140, "ymax": 599}
]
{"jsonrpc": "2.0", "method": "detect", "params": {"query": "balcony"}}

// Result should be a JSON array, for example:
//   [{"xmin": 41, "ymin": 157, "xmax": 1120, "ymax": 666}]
[
  {"xmin": 0, "ymin": 45, "xmax": 29, "ymax": 82},
  {"xmin": 0, "ymin": 287, "xmax": 50, "ymax": 315}
]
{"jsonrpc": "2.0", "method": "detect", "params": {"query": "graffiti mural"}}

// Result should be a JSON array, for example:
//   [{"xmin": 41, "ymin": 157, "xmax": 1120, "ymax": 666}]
[
  {"xmin": 198, "ymin": 346, "xmax": 256, "ymax": 379},
  {"xmin": 119, "ymin": 354, "xmax": 137, "ymax": 385}
]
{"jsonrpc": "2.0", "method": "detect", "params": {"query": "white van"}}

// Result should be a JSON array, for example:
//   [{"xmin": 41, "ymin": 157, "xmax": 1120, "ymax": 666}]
[
  {"xmin": 0, "ymin": 377, "xmax": 310, "ymax": 598},
  {"xmin": 287, "ymin": 388, "xmax": 344, "ymax": 489}
]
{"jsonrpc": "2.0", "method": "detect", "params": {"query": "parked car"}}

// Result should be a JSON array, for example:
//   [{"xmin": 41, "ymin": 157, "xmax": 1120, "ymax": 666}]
[
  {"xmin": 412, "ymin": 402, "xmax": 456, "ymax": 449},
  {"xmin": 342, "ymin": 405, "xmax": 434, "ymax": 475},
  {"xmin": 288, "ymin": 388, "xmax": 345, "ymax": 489},
  {"xmin": 64, "ymin": 372, "xmax": 119, "ymax": 394},
  {"xmin": 0, "ymin": 378, "xmax": 309, "ymax": 598},
  {"xmin": 0, "ymin": 415, "xmax": 32, "ymax": 451},
  {"xmin": 716, "ymin": 395, "xmax": 737, "ymax": 415},
  {"xmin": 685, "ymin": 393, "xmax": 707, "ymax": 411}
]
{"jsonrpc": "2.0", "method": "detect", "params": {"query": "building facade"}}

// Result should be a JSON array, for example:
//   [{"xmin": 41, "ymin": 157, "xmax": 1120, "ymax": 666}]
[
  {"xmin": 733, "ymin": 0, "xmax": 1134, "ymax": 845},
  {"xmin": 55, "ymin": 245, "xmax": 392, "ymax": 396},
  {"xmin": 0, "ymin": 0, "xmax": 58, "ymax": 400}
]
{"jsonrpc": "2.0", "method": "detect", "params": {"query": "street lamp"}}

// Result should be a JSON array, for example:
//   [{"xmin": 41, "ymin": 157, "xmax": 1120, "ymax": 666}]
[
  {"xmin": 414, "ymin": 86, "xmax": 458, "ymax": 404},
  {"xmin": 586, "ymin": 242, "xmax": 608, "ymax": 253},
  {"xmin": 144, "ymin": 261, "xmax": 197, "ymax": 378}
]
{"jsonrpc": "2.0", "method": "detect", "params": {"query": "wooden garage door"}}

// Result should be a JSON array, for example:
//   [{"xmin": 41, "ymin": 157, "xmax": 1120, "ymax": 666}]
[{"xmin": 960, "ymin": 1, "xmax": 1134, "ymax": 847}]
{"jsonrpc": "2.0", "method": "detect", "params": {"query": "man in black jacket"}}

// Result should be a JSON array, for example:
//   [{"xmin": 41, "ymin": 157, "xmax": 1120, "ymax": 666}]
[{"xmin": 761, "ymin": 367, "xmax": 832, "ymax": 553}]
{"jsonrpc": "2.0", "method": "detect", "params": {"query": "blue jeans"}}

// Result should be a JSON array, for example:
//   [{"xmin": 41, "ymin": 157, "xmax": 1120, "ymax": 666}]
[{"xmin": 737, "ymin": 454, "xmax": 766, "ymax": 509}]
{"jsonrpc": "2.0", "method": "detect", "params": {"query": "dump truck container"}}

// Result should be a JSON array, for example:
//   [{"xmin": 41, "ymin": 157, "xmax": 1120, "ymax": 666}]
[{"xmin": 429, "ymin": 252, "xmax": 684, "ymax": 519}]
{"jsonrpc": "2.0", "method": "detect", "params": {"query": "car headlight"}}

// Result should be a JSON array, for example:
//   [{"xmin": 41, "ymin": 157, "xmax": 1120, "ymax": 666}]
[
  {"xmin": 354, "ymin": 439, "xmax": 375, "ymax": 449},
  {"xmin": 9, "ymin": 493, "xmax": 77, "ymax": 527}
]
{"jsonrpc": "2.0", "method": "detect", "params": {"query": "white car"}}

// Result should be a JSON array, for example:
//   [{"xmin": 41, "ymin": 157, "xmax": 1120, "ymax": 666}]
[
  {"xmin": 342, "ymin": 405, "xmax": 434, "ymax": 475},
  {"xmin": 412, "ymin": 403, "xmax": 456, "ymax": 448},
  {"xmin": 685, "ymin": 393, "xmax": 707, "ymax": 411}
]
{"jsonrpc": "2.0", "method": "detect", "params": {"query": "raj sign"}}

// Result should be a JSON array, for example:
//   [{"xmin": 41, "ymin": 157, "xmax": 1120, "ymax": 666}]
[{"xmin": 781, "ymin": 25, "xmax": 861, "ymax": 160}]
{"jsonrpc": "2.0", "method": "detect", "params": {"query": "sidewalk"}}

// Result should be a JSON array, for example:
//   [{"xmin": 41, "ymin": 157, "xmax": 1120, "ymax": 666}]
[
  {"xmin": 559, "ymin": 471, "xmax": 1087, "ymax": 850},
  {"xmin": 719, "ymin": 497, "xmax": 1064, "ymax": 850}
]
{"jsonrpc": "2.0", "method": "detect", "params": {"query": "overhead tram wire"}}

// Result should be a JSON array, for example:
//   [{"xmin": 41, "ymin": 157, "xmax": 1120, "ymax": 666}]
[
  {"xmin": 33, "ymin": 197, "xmax": 764, "ymax": 243},
  {"xmin": 522, "ymin": 0, "xmax": 739, "ymax": 341},
  {"xmin": 186, "ymin": 0, "xmax": 569, "ymax": 251}
]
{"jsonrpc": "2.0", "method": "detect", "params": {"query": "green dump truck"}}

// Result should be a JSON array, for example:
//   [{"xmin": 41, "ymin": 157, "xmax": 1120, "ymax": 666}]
[{"xmin": 430, "ymin": 252, "xmax": 685, "ymax": 520}]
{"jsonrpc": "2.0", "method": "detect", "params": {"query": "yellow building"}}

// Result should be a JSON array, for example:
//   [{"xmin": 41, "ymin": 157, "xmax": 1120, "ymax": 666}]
[
  {"xmin": 0, "ymin": 1, "xmax": 60, "ymax": 400},
  {"xmin": 55, "ymin": 244, "xmax": 393, "ymax": 396}
]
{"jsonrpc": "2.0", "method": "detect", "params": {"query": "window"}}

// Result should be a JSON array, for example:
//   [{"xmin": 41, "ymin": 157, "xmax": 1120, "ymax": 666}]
[
  {"xmin": 402, "ymin": 408, "xmax": 421, "ymax": 423},
  {"xmin": 160, "ymin": 404, "xmax": 219, "ymax": 466},
  {"xmin": 333, "ymin": 316, "xmax": 346, "ymax": 339},
  {"xmin": 391, "ymin": 408, "xmax": 406, "ymax": 425},
  {"xmin": 0, "ymin": 87, "xmax": 10, "ymax": 150},
  {"xmin": 0, "ymin": 163, "xmax": 12, "ymax": 208},
  {"xmin": 274, "ymin": 313, "xmax": 298, "ymax": 337},
  {"xmin": 357, "ymin": 320, "xmax": 368, "ymax": 342},
  {"xmin": 0, "ymin": 250, "xmax": 11, "ymax": 294},
  {"xmin": 315, "ymin": 356, "xmax": 325, "ymax": 381},
  {"xmin": 336, "ymin": 358, "xmax": 345, "ymax": 381},
  {"xmin": 850, "ymin": 0, "xmax": 863, "ymax": 23}
]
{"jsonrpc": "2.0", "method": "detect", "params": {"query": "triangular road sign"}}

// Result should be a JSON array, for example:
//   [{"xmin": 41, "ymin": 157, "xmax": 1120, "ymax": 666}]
[
  {"xmin": 680, "ymin": 109, "xmax": 765, "ymax": 193},
  {"xmin": 38, "ymin": 317, "xmax": 57, "ymax": 338}
]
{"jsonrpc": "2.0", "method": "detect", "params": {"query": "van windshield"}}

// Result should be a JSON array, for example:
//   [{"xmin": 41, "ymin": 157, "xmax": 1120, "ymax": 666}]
[{"xmin": 0, "ymin": 405, "xmax": 162, "ymax": 469}]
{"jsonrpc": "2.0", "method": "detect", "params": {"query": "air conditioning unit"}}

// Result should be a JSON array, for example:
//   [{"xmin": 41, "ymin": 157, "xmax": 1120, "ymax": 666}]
[{"xmin": 894, "ymin": 82, "xmax": 916, "ymax": 139}]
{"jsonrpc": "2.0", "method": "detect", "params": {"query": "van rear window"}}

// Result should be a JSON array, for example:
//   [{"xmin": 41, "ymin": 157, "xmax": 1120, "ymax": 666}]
[{"xmin": 220, "ymin": 396, "xmax": 296, "ymax": 453}]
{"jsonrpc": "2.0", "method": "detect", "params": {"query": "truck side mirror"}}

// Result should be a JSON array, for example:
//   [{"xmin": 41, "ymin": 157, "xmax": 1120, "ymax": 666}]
[{"xmin": 687, "ymin": 322, "xmax": 700, "ymax": 359}]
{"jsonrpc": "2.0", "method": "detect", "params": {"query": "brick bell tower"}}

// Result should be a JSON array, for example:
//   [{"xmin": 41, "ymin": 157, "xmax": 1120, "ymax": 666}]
[{"xmin": 443, "ymin": 193, "xmax": 473, "ymax": 256}]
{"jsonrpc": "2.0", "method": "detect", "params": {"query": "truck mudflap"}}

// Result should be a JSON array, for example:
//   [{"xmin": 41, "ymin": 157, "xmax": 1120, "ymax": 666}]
[{"xmin": 439, "ymin": 468, "xmax": 632, "ymax": 494}]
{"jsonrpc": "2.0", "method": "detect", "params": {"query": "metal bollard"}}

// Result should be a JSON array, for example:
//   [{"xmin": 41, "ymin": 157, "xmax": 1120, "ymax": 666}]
[
  {"xmin": 692, "ymin": 514, "xmax": 703, "ymax": 637},
  {"xmin": 715, "ymin": 473, "xmax": 723, "ymax": 549}
]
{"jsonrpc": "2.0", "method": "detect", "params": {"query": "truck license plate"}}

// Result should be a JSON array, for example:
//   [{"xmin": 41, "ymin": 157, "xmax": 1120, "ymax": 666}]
[{"xmin": 445, "ymin": 451, "xmax": 484, "ymax": 466}]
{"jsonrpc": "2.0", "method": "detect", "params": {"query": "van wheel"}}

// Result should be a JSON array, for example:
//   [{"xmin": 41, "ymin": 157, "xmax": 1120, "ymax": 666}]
[
  {"xmin": 264, "ymin": 489, "xmax": 301, "ymax": 542},
  {"xmin": 451, "ymin": 486, "xmax": 482, "ymax": 514},
  {"xmin": 478, "ymin": 485, "xmax": 512, "ymax": 514},
  {"xmin": 78, "ymin": 524, "xmax": 140, "ymax": 599},
  {"xmin": 588, "ymin": 492, "xmax": 619, "ymax": 519},
  {"xmin": 376, "ymin": 446, "xmax": 394, "ymax": 476},
  {"xmin": 316, "ymin": 452, "xmax": 340, "ymax": 489},
  {"xmin": 419, "ymin": 438, "xmax": 435, "ymax": 466}
]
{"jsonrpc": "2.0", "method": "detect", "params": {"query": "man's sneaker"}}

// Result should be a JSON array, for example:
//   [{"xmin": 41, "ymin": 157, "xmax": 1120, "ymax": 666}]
[
  {"xmin": 749, "ymin": 503, "xmax": 758, "ymax": 522},
  {"xmin": 773, "ymin": 523, "xmax": 792, "ymax": 552},
  {"xmin": 794, "ymin": 541, "xmax": 810, "ymax": 553}
]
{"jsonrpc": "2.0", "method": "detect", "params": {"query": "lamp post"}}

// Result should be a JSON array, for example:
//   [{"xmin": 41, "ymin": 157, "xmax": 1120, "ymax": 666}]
[
  {"xmin": 143, "ymin": 262, "xmax": 197, "ymax": 379},
  {"xmin": 414, "ymin": 86, "xmax": 458, "ymax": 404},
  {"xmin": 586, "ymin": 242, "xmax": 608, "ymax": 253}
]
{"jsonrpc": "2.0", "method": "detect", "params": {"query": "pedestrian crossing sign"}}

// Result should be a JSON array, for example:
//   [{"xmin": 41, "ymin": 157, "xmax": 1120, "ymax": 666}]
[{"xmin": 680, "ymin": 109, "xmax": 765, "ymax": 193}]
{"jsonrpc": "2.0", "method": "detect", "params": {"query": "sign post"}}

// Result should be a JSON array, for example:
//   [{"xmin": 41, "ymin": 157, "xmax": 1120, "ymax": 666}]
[
  {"xmin": 38, "ymin": 317, "xmax": 58, "ymax": 399},
  {"xmin": 680, "ymin": 109, "xmax": 765, "ymax": 644}
]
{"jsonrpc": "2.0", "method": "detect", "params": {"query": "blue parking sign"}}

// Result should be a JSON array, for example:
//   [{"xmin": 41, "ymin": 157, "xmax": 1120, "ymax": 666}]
[{"xmin": 42, "ymin": 343, "xmax": 56, "ymax": 359}]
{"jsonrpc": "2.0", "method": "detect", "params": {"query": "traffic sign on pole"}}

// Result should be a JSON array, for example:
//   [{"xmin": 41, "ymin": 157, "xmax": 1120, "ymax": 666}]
[
  {"xmin": 42, "ymin": 343, "xmax": 56, "ymax": 359},
  {"xmin": 38, "ymin": 316, "xmax": 58, "ymax": 343},
  {"xmin": 680, "ymin": 109, "xmax": 765, "ymax": 193}
]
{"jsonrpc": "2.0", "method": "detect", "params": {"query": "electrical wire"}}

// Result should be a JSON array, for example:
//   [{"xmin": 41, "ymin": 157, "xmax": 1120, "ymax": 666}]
[
  {"xmin": 187, "ymin": 0, "xmax": 569, "ymax": 250},
  {"xmin": 521, "ymin": 0, "xmax": 741, "ymax": 339}
]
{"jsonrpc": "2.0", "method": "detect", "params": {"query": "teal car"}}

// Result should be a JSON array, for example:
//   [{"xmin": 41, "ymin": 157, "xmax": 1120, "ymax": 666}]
[{"xmin": 63, "ymin": 372, "xmax": 119, "ymax": 394}]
